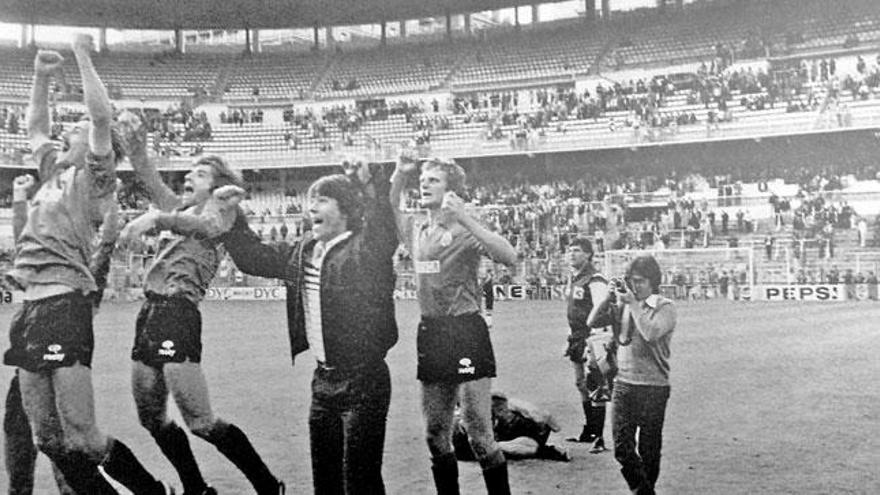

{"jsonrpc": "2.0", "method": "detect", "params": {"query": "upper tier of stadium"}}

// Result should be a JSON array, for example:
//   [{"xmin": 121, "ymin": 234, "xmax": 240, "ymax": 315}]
[{"xmin": 0, "ymin": 0, "xmax": 877, "ymax": 101}]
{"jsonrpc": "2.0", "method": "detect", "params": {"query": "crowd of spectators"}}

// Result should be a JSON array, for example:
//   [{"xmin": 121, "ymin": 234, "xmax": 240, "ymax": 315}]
[
  {"xmin": 144, "ymin": 103, "xmax": 213, "ymax": 157},
  {"xmin": 0, "ymin": 106, "xmax": 23, "ymax": 137}
]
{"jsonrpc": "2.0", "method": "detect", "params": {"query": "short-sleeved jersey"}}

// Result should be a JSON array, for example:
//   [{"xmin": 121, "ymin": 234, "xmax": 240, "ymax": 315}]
[
  {"xmin": 566, "ymin": 268, "xmax": 607, "ymax": 340},
  {"xmin": 8, "ymin": 143, "xmax": 116, "ymax": 293},
  {"xmin": 414, "ymin": 220, "xmax": 486, "ymax": 318}
]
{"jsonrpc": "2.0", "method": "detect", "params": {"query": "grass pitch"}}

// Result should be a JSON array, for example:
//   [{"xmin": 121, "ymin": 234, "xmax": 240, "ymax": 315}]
[{"xmin": 1, "ymin": 299, "xmax": 878, "ymax": 494}]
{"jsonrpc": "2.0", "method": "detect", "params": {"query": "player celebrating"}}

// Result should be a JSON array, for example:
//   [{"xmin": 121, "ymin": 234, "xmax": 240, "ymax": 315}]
[
  {"xmin": 5, "ymin": 164, "xmax": 119, "ymax": 495},
  {"xmin": 164, "ymin": 157, "xmax": 400, "ymax": 494},
  {"xmin": 118, "ymin": 125, "xmax": 284, "ymax": 495},
  {"xmin": 3, "ymin": 36, "xmax": 169, "ymax": 494},
  {"xmin": 562, "ymin": 236, "xmax": 611, "ymax": 452},
  {"xmin": 391, "ymin": 155, "xmax": 517, "ymax": 495}
]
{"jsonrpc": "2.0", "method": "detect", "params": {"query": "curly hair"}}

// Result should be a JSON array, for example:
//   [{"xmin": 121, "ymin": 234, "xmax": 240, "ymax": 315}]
[
  {"xmin": 421, "ymin": 157, "xmax": 466, "ymax": 196},
  {"xmin": 192, "ymin": 155, "xmax": 244, "ymax": 190}
]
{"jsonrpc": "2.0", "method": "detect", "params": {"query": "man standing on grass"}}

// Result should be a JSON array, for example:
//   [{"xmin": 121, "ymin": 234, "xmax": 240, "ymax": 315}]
[
  {"xmin": 391, "ymin": 155, "xmax": 517, "ymax": 495},
  {"xmin": 562, "ymin": 236, "xmax": 611, "ymax": 453}
]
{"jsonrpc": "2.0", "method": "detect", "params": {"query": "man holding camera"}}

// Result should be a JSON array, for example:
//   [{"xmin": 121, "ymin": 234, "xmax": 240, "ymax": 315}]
[{"xmin": 562, "ymin": 237, "xmax": 611, "ymax": 453}]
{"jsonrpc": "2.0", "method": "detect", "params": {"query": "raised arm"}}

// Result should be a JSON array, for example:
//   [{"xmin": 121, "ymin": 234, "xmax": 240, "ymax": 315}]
[
  {"xmin": 346, "ymin": 160, "xmax": 398, "ymax": 260},
  {"xmin": 27, "ymin": 51, "xmax": 63, "ymax": 152},
  {"xmin": 220, "ymin": 212, "xmax": 297, "ymax": 280},
  {"xmin": 90, "ymin": 195, "xmax": 120, "ymax": 296},
  {"xmin": 118, "ymin": 110, "xmax": 180, "ymax": 211},
  {"xmin": 28, "ymin": 51, "xmax": 65, "ymax": 179},
  {"xmin": 72, "ymin": 34, "xmax": 112, "ymax": 158},
  {"xmin": 119, "ymin": 185, "xmax": 243, "ymax": 241},
  {"xmin": 390, "ymin": 152, "xmax": 417, "ymax": 250},
  {"xmin": 11, "ymin": 175, "xmax": 36, "ymax": 242},
  {"xmin": 443, "ymin": 192, "xmax": 517, "ymax": 266}
]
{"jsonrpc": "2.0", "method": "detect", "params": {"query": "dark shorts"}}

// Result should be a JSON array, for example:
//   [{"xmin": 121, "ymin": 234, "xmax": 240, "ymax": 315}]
[
  {"xmin": 3, "ymin": 292, "xmax": 94, "ymax": 373},
  {"xmin": 417, "ymin": 312, "xmax": 496, "ymax": 383},
  {"xmin": 131, "ymin": 294, "xmax": 202, "ymax": 368}
]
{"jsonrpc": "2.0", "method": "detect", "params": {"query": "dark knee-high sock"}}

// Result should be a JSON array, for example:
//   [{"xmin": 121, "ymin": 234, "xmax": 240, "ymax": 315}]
[
  {"xmin": 430, "ymin": 452, "xmax": 460, "ymax": 495},
  {"xmin": 101, "ymin": 438, "xmax": 164, "ymax": 494},
  {"xmin": 152, "ymin": 421, "xmax": 208, "ymax": 493},
  {"xmin": 50, "ymin": 462, "xmax": 77, "ymax": 495},
  {"xmin": 479, "ymin": 450, "xmax": 510, "ymax": 495},
  {"xmin": 5, "ymin": 376, "xmax": 37, "ymax": 495},
  {"xmin": 588, "ymin": 404, "xmax": 606, "ymax": 438},
  {"xmin": 47, "ymin": 449, "xmax": 117, "ymax": 495},
  {"xmin": 204, "ymin": 421, "xmax": 277, "ymax": 494}
]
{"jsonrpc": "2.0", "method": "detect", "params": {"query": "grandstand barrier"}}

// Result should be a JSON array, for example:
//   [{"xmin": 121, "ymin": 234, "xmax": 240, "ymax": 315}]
[
  {"xmin": 0, "ymin": 284, "xmax": 875, "ymax": 304},
  {"xmin": 749, "ymin": 284, "xmax": 846, "ymax": 301}
]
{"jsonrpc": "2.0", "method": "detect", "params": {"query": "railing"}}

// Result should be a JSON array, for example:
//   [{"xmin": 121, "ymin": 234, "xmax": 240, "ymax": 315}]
[{"xmin": 2, "ymin": 95, "xmax": 880, "ymax": 171}]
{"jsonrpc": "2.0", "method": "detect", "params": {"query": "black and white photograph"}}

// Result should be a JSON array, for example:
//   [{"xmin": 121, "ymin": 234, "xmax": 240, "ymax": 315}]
[{"xmin": 0, "ymin": 0, "xmax": 878, "ymax": 492}]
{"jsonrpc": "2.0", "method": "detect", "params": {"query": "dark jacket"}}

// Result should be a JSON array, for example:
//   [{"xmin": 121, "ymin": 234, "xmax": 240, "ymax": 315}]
[{"xmin": 222, "ymin": 173, "xmax": 398, "ymax": 369}]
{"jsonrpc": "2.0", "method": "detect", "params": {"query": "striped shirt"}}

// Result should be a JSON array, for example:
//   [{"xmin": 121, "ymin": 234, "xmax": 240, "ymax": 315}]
[{"xmin": 302, "ymin": 231, "xmax": 352, "ymax": 363}]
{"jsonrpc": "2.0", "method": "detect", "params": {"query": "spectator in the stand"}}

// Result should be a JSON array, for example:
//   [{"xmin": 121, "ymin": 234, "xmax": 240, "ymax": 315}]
[{"xmin": 857, "ymin": 217, "xmax": 868, "ymax": 247}]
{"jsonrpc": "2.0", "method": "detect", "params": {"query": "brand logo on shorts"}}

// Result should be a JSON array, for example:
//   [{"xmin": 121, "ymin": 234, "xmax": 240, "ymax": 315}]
[
  {"xmin": 158, "ymin": 340, "xmax": 176, "ymax": 357},
  {"xmin": 458, "ymin": 357, "xmax": 475, "ymax": 375},
  {"xmin": 42, "ymin": 344, "xmax": 65, "ymax": 362}
]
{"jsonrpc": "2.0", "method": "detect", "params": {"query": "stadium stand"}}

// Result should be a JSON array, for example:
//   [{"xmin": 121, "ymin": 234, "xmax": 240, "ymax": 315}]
[{"xmin": 2, "ymin": 0, "xmax": 880, "ymax": 295}]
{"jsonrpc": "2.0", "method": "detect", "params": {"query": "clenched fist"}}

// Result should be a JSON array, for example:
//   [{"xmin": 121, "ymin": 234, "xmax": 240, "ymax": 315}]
[
  {"xmin": 72, "ymin": 34, "xmax": 94, "ymax": 54},
  {"xmin": 13, "ymin": 175, "xmax": 35, "ymax": 202},
  {"xmin": 34, "ymin": 50, "xmax": 64, "ymax": 77}
]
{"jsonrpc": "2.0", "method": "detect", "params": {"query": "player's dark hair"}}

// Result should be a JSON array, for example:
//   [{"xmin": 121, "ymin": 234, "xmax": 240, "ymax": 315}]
[
  {"xmin": 421, "ymin": 157, "xmax": 466, "ymax": 196},
  {"xmin": 109, "ymin": 126, "xmax": 126, "ymax": 165},
  {"xmin": 307, "ymin": 174, "xmax": 365, "ymax": 232},
  {"xmin": 193, "ymin": 155, "xmax": 243, "ymax": 190},
  {"xmin": 568, "ymin": 236, "xmax": 593, "ymax": 256},
  {"xmin": 626, "ymin": 255, "xmax": 663, "ymax": 294}
]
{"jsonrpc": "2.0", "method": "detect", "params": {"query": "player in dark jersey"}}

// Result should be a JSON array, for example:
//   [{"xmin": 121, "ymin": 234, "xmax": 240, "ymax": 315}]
[
  {"xmin": 119, "ymin": 119, "xmax": 283, "ymax": 495},
  {"xmin": 391, "ymin": 154, "xmax": 517, "ymax": 495},
  {"xmin": 4, "ymin": 36, "xmax": 169, "ymax": 495},
  {"xmin": 562, "ymin": 236, "xmax": 611, "ymax": 453}
]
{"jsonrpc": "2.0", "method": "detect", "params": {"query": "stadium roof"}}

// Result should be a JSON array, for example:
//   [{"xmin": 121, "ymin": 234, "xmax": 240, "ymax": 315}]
[{"xmin": 0, "ymin": 0, "xmax": 573, "ymax": 30}]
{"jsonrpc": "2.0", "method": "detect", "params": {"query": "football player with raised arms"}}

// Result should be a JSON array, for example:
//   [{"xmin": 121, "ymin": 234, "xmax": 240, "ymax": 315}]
[{"xmin": 391, "ymin": 153, "xmax": 517, "ymax": 495}]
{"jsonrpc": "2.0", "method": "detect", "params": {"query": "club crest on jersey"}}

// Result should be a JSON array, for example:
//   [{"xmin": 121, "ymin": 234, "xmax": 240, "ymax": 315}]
[
  {"xmin": 158, "ymin": 340, "xmax": 176, "ymax": 357},
  {"xmin": 458, "ymin": 357, "xmax": 475, "ymax": 375},
  {"xmin": 42, "ymin": 344, "xmax": 65, "ymax": 362}
]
